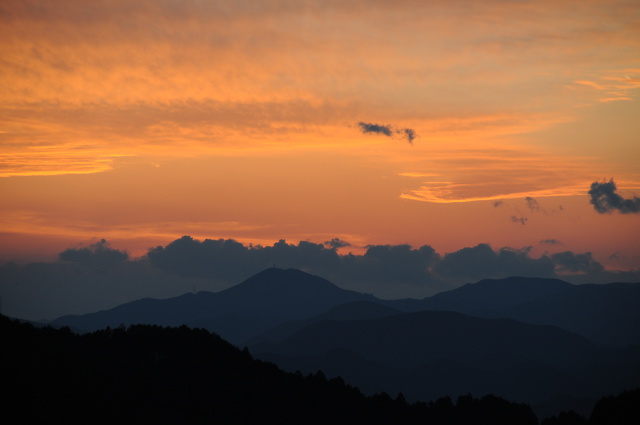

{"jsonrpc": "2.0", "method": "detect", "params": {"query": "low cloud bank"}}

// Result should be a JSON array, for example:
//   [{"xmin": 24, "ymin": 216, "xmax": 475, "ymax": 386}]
[
  {"xmin": 2, "ymin": 236, "xmax": 639, "ymax": 321},
  {"xmin": 148, "ymin": 237, "xmax": 637, "ymax": 296}
]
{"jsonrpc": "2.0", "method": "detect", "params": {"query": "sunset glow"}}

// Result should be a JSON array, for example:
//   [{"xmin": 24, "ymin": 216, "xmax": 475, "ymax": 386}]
[{"xmin": 1, "ymin": 0, "xmax": 639, "ymax": 273}]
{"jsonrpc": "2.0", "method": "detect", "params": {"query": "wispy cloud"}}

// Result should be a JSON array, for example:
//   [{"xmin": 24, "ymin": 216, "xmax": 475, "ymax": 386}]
[
  {"xmin": 572, "ymin": 70, "xmax": 640, "ymax": 103},
  {"xmin": 540, "ymin": 239, "xmax": 563, "ymax": 245},
  {"xmin": 525, "ymin": 196, "xmax": 541, "ymax": 212},
  {"xmin": 510, "ymin": 216, "xmax": 528, "ymax": 225}
]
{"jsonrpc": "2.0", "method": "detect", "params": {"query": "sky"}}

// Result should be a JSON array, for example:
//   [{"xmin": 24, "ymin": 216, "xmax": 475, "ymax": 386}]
[{"xmin": 1, "ymin": 1, "xmax": 640, "ymax": 318}]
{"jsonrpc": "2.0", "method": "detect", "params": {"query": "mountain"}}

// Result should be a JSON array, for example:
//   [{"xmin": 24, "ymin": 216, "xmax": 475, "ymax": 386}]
[
  {"xmin": 2, "ymin": 314, "xmax": 546, "ymax": 425},
  {"xmin": 252, "ymin": 310, "xmax": 640, "ymax": 415},
  {"xmin": 247, "ymin": 300, "xmax": 402, "ymax": 346},
  {"xmin": 404, "ymin": 276, "xmax": 574, "ymax": 314},
  {"xmin": 52, "ymin": 271, "xmax": 640, "ymax": 347},
  {"xmin": 255, "ymin": 310, "xmax": 604, "ymax": 371},
  {"xmin": 384, "ymin": 277, "xmax": 640, "ymax": 347},
  {"xmin": 52, "ymin": 268, "xmax": 377, "ymax": 344},
  {"xmin": 502, "ymin": 282, "xmax": 640, "ymax": 347}
]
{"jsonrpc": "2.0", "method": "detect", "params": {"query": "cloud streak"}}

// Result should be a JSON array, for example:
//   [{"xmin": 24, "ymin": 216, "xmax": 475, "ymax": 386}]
[{"xmin": 589, "ymin": 179, "xmax": 640, "ymax": 214}]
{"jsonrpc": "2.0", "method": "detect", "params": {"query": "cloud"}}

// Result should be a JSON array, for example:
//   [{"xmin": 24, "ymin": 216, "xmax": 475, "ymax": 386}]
[
  {"xmin": 357, "ymin": 122, "xmax": 416, "ymax": 144},
  {"xmin": 493, "ymin": 200, "xmax": 504, "ymax": 208},
  {"xmin": 510, "ymin": 216, "xmax": 528, "ymax": 225},
  {"xmin": 432, "ymin": 244, "xmax": 556, "ymax": 282},
  {"xmin": 589, "ymin": 179, "xmax": 640, "ymax": 214},
  {"xmin": 59, "ymin": 239, "xmax": 128, "ymax": 267},
  {"xmin": 147, "ymin": 236, "xmax": 439, "ymax": 298},
  {"xmin": 401, "ymin": 128, "xmax": 416, "ymax": 144},
  {"xmin": 551, "ymin": 251, "xmax": 604, "ymax": 275},
  {"xmin": 525, "ymin": 197, "xmax": 541, "ymax": 212},
  {"xmin": 540, "ymin": 239, "xmax": 563, "ymax": 245},
  {"xmin": 357, "ymin": 122, "xmax": 393, "ymax": 137},
  {"xmin": 324, "ymin": 238, "xmax": 351, "ymax": 249}
]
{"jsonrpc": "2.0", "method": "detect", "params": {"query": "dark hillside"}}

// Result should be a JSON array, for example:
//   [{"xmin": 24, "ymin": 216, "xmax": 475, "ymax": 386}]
[{"xmin": 2, "ymin": 314, "xmax": 540, "ymax": 425}]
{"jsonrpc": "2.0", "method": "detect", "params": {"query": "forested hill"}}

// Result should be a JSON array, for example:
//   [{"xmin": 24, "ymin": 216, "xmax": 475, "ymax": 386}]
[
  {"xmin": 2, "ymin": 314, "xmax": 538, "ymax": 425},
  {"xmin": 3, "ymin": 315, "xmax": 638, "ymax": 424}
]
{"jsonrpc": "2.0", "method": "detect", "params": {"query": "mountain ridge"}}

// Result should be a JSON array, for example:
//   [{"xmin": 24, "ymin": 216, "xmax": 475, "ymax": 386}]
[{"xmin": 52, "ymin": 267, "xmax": 378, "ymax": 343}]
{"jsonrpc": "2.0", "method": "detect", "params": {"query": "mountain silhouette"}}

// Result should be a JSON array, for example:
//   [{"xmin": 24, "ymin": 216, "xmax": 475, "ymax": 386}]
[
  {"xmin": 52, "ymin": 268, "xmax": 377, "ymax": 343},
  {"xmin": 244, "ymin": 275, "xmax": 640, "ymax": 348},
  {"xmin": 255, "ymin": 310, "xmax": 603, "ymax": 370},
  {"xmin": 247, "ymin": 300, "xmax": 402, "ymax": 346},
  {"xmin": 406, "ymin": 276, "xmax": 574, "ymax": 314},
  {"xmin": 252, "ymin": 309, "xmax": 640, "ymax": 416},
  {"xmin": 52, "ymin": 270, "xmax": 640, "ymax": 347},
  {"xmin": 47, "ymin": 268, "xmax": 640, "ymax": 417},
  {"xmin": 387, "ymin": 277, "xmax": 640, "ymax": 347}
]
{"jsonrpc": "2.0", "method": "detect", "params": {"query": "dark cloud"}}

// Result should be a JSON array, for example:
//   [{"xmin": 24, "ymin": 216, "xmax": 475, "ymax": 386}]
[
  {"xmin": 358, "ymin": 122, "xmax": 393, "ymax": 137},
  {"xmin": 493, "ymin": 200, "xmax": 504, "ymax": 208},
  {"xmin": 149, "ymin": 237, "xmax": 439, "ymax": 299},
  {"xmin": 525, "ymin": 197, "xmax": 541, "ymax": 212},
  {"xmin": 342, "ymin": 244, "xmax": 439, "ymax": 289},
  {"xmin": 324, "ymin": 238, "xmax": 351, "ymax": 249},
  {"xmin": 510, "ymin": 216, "xmax": 528, "ymax": 225},
  {"xmin": 59, "ymin": 239, "xmax": 128, "ymax": 266},
  {"xmin": 551, "ymin": 251, "xmax": 604, "ymax": 275},
  {"xmin": 540, "ymin": 239, "xmax": 563, "ymax": 245},
  {"xmin": 357, "ymin": 122, "xmax": 416, "ymax": 144},
  {"xmin": 589, "ymin": 179, "xmax": 640, "ymax": 214},
  {"xmin": 401, "ymin": 128, "xmax": 416, "ymax": 144},
  {"xmin": 432, "ymin": 244, "xmax": 555, "ymax": 282}
]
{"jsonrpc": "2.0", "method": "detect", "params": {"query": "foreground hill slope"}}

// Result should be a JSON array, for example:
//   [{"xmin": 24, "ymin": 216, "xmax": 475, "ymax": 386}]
[
  {"xmin": 252, "ymin": 310, "xmax": 640, "ymax": 416},
  {"xmin": 3, "ymin": 314, "xmax": 543, "ymax": 425},
  {"xmin": 258, "ymin": 310, "xmax": 603, "ymax": 370}
]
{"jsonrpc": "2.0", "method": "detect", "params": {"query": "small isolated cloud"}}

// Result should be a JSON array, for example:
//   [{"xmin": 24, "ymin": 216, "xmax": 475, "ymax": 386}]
[
  {"xmin": 540, "ymin": 239, "xmax": 563, "ymax": 246},
  {"xmin": 510, "ymin": 216, "xmax": 528, "ymax": 225},
  {"xmin": 525, "ymin": 197, "xmax": 541, "ymax": 212},
  {"xmin": 401, "ymin": 128, "xmax": 416, "ymax": 144},
  {"xmin": 358, "ymin": 122, "xmax": 393, "ymax": 137},
  {"xmin": 493, "ymin": 200, "xmax": 504, "ymax": 208},
  {"xmin": 589, "ymin": 179, "xmax": 640, "ymax": 214},
  {"xmin": 324, "ymin": 238, "xmax": 351, "ymax": 250},
  {"xmin": 357, "ymin": 122, "xmax": 416, "ymax": 144}
]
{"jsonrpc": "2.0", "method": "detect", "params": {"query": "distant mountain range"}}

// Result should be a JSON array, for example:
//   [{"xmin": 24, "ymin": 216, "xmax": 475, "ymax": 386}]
[
  {"xmin": 52, "ymin": 268, "xmax": 378, "ymax": 343},
  {"xmin": 386, "ymin": 276, "xmax": 640, "ymax": 348},
  {"xmin": 53, "ymin": 268, "xmax": 640, "ymax": 348},
  {"xmin": 50, "ymin": 267, "xmax": 640, "ymax": 417}
]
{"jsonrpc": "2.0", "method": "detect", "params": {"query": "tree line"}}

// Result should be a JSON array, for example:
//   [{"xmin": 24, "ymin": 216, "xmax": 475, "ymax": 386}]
[{"xmin": 1, "ymin": 315, "xmax": 636, "ymax": 424}]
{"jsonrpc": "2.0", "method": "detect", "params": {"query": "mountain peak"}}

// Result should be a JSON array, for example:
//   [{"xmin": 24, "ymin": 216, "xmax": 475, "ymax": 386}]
[{"xmin": 227, "ymin": 267, "xmax": 345, "ymax": 296}]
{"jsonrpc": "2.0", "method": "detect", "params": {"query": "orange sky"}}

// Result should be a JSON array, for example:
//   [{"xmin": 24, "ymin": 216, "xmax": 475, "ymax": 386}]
[{"xmin": 1, "ymin": 0, "xmax": 639, "ymax": 271}]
